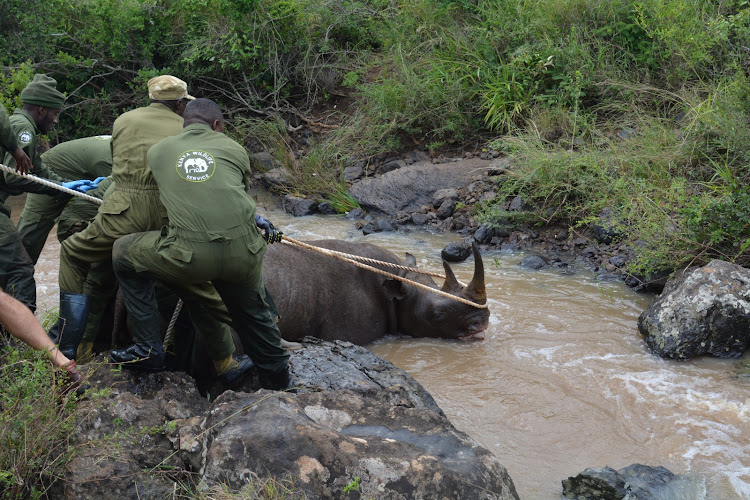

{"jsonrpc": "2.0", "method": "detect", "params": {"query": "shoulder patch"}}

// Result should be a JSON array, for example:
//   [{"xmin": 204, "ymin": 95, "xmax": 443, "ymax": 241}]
[{"xmin": 17, "ymin": 130, "xmax": 33, "ymax": 145}]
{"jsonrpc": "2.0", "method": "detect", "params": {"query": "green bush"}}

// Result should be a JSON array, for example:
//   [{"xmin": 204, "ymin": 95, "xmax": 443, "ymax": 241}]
[
  {"xmin": 1, "ymin": 0, "xmax": 749, "ymax": 272},
  {"xmin": 682, "ymin": 189, "xmax": 750, "ymax": 265}
]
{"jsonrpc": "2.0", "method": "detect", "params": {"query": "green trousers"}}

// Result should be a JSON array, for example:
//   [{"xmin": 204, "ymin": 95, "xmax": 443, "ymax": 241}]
[
  {"xmin": 59, "ymin": 184, "xmax": 235, "ymax": 361},
  {"xmin": 55, "ymin": 199, "xmax": 115, "ymax": 343},
  {"xmin": 0, "ymin": 208, "xmax": 36, "ymax": 311},
  {"xmin": 112, "ymin": 226, "xmax": 289, "ymax": 374},
  {"xmin": 16, "ymin": 193, "xmax": 71, "ymax": 264}
]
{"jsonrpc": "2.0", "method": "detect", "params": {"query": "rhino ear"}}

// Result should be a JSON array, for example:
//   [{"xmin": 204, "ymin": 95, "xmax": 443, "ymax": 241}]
[
  {"xmin": 383, "ymin": 278, "xmax": 406, "ymax": 301},
  {"xmin": 441, "ymin": 261, "xmax": 463, "ymax": 293},
  {"xmin": 465, "ymin": 241, "xmax": 487, "ymax": 304},
  {"xmin": 404, "ymin": 252, "xmax": 417, "ymax": 266}
]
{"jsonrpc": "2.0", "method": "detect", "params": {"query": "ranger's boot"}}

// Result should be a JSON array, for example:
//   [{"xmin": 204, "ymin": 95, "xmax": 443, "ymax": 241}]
[
  {"xmin": 54, "ymin": 292, "xmax": 92, "ymax": 360},
  {"xmin": 214, "ymin": 354, "xmax": 254, "ymax": 386},
  {"xmin": 109, "ymin": 343, "xmax": 166, "ymax": 372}
]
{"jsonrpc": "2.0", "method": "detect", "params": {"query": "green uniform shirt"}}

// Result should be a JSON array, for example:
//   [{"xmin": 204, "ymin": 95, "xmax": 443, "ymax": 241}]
[
  {"xmin": 0, "ymin": 110, "xmax": 66, "ymax": 209},
  {"xmin": 112, "ymin": 103, "xmax": 183, "ymax": 187},
  {"xmin": 148, "ymin": 123, "xmax": 256, "ymax": 235},
  {"xmin": 0, "ymin": 106, "xmax": 18, "ymax": 154},
  {"xmin": 56, "ymin": 176, "xmax": 114, "ymax": 242},
  {"xmin": 41, "ymin": 135, "xmax": 112, "ymax": 179}
]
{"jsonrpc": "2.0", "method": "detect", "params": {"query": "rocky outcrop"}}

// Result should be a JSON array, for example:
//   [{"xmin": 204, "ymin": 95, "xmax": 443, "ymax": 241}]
[
  {"xmin": 348, "ymin": 159, "xmax": 491, "ymax": 216},
  {"xmin": 57, "ymin": 339, "xmax": 519, "ymax": 500},
  {"xmin": 562, "ymin": 464, "xmax": 705, "ymax": 499},
  {"xmin": 638, "ymin": 260, "xmax": 750, "ymax": 359}
]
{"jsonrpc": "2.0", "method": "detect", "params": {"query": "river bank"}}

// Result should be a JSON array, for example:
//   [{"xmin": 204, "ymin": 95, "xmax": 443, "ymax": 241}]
[{"xmin": 15, "ymin": 173, "xmax": 750, "ymax": 499}]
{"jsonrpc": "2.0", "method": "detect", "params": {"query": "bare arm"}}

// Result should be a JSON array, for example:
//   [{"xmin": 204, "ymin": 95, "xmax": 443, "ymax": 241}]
[
  {"xmin": 0, "ymin": 289, "xmax": 69, "ymax": 368},
  {"xmin": 10, "ymin": 146, "xmax": 32, "ymax": 175}
]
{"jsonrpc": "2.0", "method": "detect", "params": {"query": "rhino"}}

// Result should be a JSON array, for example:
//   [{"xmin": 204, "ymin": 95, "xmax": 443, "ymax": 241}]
[
  {"xmin": 110, "ymin": 239, "xmax": 488, "ymax": 368},
  {"xmin": 263, "ymin": 239, "xmax": 489, "ymax": 345}
]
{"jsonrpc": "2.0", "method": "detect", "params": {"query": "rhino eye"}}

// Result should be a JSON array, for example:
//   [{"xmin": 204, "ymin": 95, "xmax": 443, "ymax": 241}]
[{"xmin": 433, "ymin": 309, "xmax": 447, "ymax": 322}]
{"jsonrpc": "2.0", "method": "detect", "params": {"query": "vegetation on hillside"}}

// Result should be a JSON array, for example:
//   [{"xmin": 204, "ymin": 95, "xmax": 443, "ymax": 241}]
[
  {"xmin": 0, "ymin": 345, "xmax": 81, "ymax": 499},
  {"xmin": 1, "ymin": 0, "xmax": 749, "ymax": 276}
]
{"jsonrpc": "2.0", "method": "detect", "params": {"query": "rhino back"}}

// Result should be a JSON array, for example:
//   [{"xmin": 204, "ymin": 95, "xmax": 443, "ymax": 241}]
[{"xmin": 262, "ymin": 240, "xmax": 404, "ymax": 344}]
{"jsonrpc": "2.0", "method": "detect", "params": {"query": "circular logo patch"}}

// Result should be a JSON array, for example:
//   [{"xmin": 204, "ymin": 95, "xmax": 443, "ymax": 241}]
[
  {"xmin": 18, "ymin": 130, "xmax": 32, "ymax": 145},
  {"xmin": 176, "ymin": 150, "xmax": 216, "ymax": 182}
]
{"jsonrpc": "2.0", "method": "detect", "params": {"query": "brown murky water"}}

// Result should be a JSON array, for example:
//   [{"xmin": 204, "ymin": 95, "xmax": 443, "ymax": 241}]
[{"xmin": 18, "ymin": 192, "xmax": 750, "ymax": 500}]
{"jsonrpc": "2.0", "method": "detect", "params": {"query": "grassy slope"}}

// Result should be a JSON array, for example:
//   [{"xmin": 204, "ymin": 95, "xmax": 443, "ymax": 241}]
[{"xmin": 0, "ymin": 0, "xmax": 748, "ymax": 276}]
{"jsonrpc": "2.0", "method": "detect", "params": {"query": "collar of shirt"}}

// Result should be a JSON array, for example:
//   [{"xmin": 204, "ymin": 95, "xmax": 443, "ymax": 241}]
[
  {"xmin": 182, "ymin": 123, "xmax": 215, "ymax": 134},
  {"xmin": 12, "ymin": 109, "xmax": 39, "ymax": 135}
]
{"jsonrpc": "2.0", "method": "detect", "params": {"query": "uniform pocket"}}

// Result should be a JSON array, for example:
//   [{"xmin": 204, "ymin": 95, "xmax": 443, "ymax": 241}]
[
  {"xmin": 99, "ymin": 190, "xmax": 130, "ymax": 215},
  {"xmin": 246, "ymin": 235, "xmax": 266, "ymax": 255},
  {"xmin": 167, "ymin": 244, "xmax": 193, "ymax": 263}
]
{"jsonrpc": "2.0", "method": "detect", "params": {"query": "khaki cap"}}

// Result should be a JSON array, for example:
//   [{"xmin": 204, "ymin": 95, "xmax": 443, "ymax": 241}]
[{"xmin": 147, "ymin": 75, "xmax": 195, "ymax": 101}]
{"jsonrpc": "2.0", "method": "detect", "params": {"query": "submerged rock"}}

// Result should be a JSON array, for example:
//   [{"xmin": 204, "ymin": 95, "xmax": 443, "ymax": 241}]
[
  {"xmin": 562, "ymin": 463, "xmax": 705, "ymax": 500},
  {"xmin": 441, "ymin": 239, "xmax": 473, "ymax": 262},
  {"xmin": 519, "ymin": 255, "xmax": 548, "ymax": 270}
]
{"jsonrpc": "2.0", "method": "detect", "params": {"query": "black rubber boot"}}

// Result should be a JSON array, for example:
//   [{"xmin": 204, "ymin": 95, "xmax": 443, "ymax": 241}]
[
  {"xmin": 217, "ymin": 355, "xmax": 254, "ymax": 386},
  {"xmin": 110, "ymin": 343, "xmax": 166, "ymax": 372},
  {"xmin": 54, "ymin": 292, "xmax": 92, "ymax": 361},
  {"xmin": 258, "ymin": 366, "xmax": 295, "ymax": 392}
]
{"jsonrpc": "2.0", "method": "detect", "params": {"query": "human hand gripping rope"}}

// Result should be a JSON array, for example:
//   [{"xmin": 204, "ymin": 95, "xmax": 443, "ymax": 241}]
[{"xmin": 0, "ymin": 162, "xmax": 105, "ymax": 203}]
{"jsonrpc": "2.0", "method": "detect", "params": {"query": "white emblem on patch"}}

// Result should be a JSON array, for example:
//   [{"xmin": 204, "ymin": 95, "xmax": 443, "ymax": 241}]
[
  {"xmin": 176, "ymin": 150, "xmax": 216, "ymax": 182},
  {"xmin": 95, "ymin": 135, "xmax": 112, "ymax": 140},
  {"xmin": 18, "ymin": 130, "xmax": 32, "ymax": 145}
]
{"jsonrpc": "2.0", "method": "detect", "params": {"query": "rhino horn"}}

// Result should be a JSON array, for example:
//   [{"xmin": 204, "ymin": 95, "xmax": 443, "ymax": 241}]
[
  {"xmin": 465, "ymin": 241, "xmax": 486, "ymax": 303},
  {"xmin": 441, "ymin": 261, "xmax": 463, "ymax": 293},
  {"xmin": 404, "ymin": 252, "xmax": 417, "ymax": 267}
]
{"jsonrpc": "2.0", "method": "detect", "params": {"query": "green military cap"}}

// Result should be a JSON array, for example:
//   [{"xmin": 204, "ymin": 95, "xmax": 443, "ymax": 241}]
[
  {"xmin": 20, "ymin": 74, "xmax": 66, "ymax": 109},
  {"xmin": 148, "ymin": 75, "xmax": 195, "ymax": 101}
]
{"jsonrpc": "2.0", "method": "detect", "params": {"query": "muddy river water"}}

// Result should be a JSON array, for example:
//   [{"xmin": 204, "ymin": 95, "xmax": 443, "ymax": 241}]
[{"xmin": 18, "ymin": 192, "xmax": 749, "ymax": 500}]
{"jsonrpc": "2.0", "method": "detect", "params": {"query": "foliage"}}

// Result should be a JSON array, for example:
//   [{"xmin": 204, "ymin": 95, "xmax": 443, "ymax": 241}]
[
  {"xmin": 682, "ymin": 189, "xmax": 750, "ymax": 265},
  {"xmin": 343, "ymin": 475, "xmax": 361, "ymax": 494},
  {"xmin": 320, "ymin": 185, "xmax": 360, "ymax": 214},
  {"xmin": 1, "ymin": 0, "xmax": 750, "ymax": 271},
  {"xmin": 0, "ymin": 345, "xmax": 80, "ymax": 499}
]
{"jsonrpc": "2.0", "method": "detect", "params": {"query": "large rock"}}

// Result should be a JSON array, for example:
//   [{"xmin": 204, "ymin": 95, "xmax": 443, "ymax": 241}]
[
  {"xmin": 562, "ymin": 463, "xmax": 704, "ymax": 499},
  {"xmin": 638, "ymin": 260, "xmax": 750, "ymax": 359},
  {"xmin": 57, "ymin": 339, "xmax": 519, "ymax": 500},
  {"xmin": 349, "ymin": 159, "xmax": 491, "ymax": 216}
]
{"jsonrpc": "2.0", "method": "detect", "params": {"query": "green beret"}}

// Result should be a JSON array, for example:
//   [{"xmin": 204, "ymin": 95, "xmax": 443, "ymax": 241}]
[{"xmin": 21, "ymin": 74, "xmax": 66, "ymax": 109}]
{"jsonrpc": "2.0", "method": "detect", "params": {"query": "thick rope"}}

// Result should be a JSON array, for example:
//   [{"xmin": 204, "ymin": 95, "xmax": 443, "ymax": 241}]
[
  {"xmin": 163, "ymin": 299, "xmax": 183, "ymax": 349},
  {"xmin": 0, "ymin": 163, "xmax": 104, "ymax": 204},
  {"xmin": 282, "ymin": 236, "xmax": 487, "ymax": 309},
  {"xmin": 282, "ymin": 236, "xmax": 448, "ymax": 280}
]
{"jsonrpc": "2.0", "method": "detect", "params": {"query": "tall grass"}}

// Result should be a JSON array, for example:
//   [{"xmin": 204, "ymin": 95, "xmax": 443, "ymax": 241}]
[
  {"xmin": 0, "ymin": 345, "xmax": 81, "ymax": 499},
  {"xmin": 2, "ymin": 0, "xmax": 750, "ymax": 271}
]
